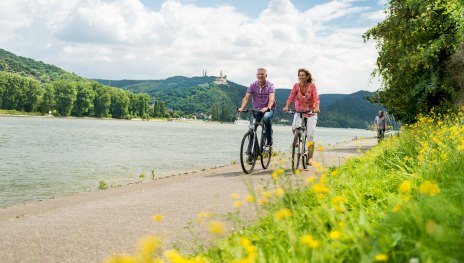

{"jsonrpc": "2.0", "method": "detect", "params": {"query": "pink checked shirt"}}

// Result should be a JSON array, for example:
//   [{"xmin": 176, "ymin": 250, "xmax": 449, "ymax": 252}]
[{"xmin": 286, "ymin": 82, "xmax": 320, "ymax": 116}]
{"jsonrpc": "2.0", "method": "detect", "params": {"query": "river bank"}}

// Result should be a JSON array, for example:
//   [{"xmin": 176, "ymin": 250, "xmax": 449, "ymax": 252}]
[{"xmin": 0, "ymin": 137, "xmax": 377, "ymax": 263}]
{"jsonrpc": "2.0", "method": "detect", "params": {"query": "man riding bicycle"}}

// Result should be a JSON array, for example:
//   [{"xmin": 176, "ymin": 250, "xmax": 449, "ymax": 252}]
[{"xmin": 238, "ymin": 68, "xmax": 276, "ymax": 147}]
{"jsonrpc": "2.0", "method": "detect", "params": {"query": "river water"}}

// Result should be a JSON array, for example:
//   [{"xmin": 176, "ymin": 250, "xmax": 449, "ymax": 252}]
[{"xmin": 0, "ymin": 116, "xmax": 376, "ymax": 208}]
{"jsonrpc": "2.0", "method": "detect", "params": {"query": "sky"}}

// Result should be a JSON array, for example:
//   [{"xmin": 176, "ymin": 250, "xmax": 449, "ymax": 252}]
[{"xmin": 0, "ymin": 0, "xmax": 387, "ymax": 94}]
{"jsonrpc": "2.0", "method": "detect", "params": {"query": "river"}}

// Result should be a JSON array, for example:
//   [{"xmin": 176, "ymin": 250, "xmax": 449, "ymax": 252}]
[{"xmin": 0, "ymin": 116, "xmax": 376, "ymax": 208}]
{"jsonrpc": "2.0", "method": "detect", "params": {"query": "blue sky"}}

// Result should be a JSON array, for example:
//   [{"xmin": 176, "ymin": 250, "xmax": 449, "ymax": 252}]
[{"xmin": 0, "ymin": 0, "xmax": 387, "ymax": 93}]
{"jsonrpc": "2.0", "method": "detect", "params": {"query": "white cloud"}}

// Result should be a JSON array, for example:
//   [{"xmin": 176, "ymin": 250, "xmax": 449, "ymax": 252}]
[{"xmin": 0, "ymin": 0, "xmax": 382, "ymax": 94}]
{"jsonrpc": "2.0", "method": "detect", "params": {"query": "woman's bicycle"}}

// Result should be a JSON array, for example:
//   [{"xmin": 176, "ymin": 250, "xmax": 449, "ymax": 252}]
[
  {"xmin": 286, "ymin": 109, "xmax": 313, "ymax": 173},
  {"xmin": 238, "ymin": 109, "xmax": 272, "ymax": 174}
]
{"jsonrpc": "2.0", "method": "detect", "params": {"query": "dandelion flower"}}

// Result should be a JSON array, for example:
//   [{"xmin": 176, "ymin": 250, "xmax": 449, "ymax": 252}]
[
  {"xmin": 137, "ymin": 235, "xmax": 162, "ymax": 258},
  {"xmin": 329, "ymin": 169, "xmax": 339, "ymax": 177},
  {"xmin": 399, "ymin": 181, "xmax": 412, "ymax": 193},
  {"xmin": 329, "ymin": 231, "xmax": 341, "ymax": 240},
  {"xmin": 197, "ymin": 211, "xmax": 213, "ymax": 223},
  {"xmin": 152, "ymin": 214, "xmax": 164, "ymax": 222},
  {"xmin": 392, "ymin": 203, "xmax": 402, "ymax": 212},
  {"xmin": 105, "ymin": 255, "xmax": 136, "ymax": 263},
  {"xmin": 234, "ymin": 201, "xmax": 242, "ymax": 208},
  {"xmin": 419, "ymin": 181, "xmax": 440, "ymax": 196},
  {"xmin": 374, "ymin": 253, "xmax": 388, "ymax": 261},
  {"xmin": 317, "ymin": 145, "xmax": 325, "ymax": 152},
  {"xmin": 312, "ymin": 161, "xmax": 323, "ymax": 172},
  {"xmin": 231, "ymin": 193, "xmax": 240, "ymax": 200},
  {"xmin": 274, "ymin": 208, "xmax": 292, "ymax": 220},
  {"xmin": 300, "ymin": 234, "xmax": 320, "ymax": 248},
  {"xmin": 245, "ymin": 195, "xmax": 254, "ymax": 203},
  {"xmin": 208, "ymin": 220, "xmax": 226, "ymax": 235},
  {"xmin": 306, "ymin": 175, "xmax": 316, "ymax": 183},
  {"xmin": 274, "ymin": 188, "xmax": 285, "ymax": 197}
]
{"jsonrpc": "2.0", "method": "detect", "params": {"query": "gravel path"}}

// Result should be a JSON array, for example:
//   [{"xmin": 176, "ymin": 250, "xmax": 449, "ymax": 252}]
[{"xmin": 0, "ymin": 138, "xmax": 377, "ymax": 263}]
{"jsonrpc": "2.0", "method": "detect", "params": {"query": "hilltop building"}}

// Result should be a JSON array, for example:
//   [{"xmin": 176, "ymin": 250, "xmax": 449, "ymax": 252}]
[{"xmin": 213, "ymin": 70, "xmax": 228, "ymax": 85}]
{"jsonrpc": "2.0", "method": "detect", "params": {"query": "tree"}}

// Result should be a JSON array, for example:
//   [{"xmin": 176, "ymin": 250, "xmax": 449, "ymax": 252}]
[
  {"xmin": 110, "ymin": 89, "xmax": 130, "ymax": 119},
  {"xmin": 134, "ymin": 93, "xmax": 151, "ymax": 118},
  {"xmin": 73, "ymin": 82, "xmax": 95, "ymax": 116},
  {"xmin": 53, "ymin": 80, "xmax": 77, "ymax": 116},
  {"xmin": 364, "ymin": 0, "xmax": 464, "ymax": 123},
  {"xmin": 39, "ymin": 84, "xmax": 55, "ymax": 114},
  {"xmin": 93, "ymin": 83, "xmax": 111, "ymax": 118}
]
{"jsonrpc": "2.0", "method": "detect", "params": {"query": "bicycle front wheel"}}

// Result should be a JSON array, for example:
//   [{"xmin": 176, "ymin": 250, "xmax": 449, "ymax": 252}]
[
  {"xmin": 240, "ymin": 131, "xmax": 257, "ymax": 174},
  {"xmin": 301, "ymin": 134, "xmax": 308, "ymax": 169},
  {"xmin": 291, "ymin": 132, "xmax": 301, "ymax": 173},
  {"xmin": 260, "ymin": 129, "xmax": 272, "ymax": 169}
]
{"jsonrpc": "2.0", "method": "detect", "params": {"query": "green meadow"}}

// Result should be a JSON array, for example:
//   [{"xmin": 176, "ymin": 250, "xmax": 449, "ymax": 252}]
[{"xmin": 106, "ymin": 111, "xmax": 464, "ymax": 263}]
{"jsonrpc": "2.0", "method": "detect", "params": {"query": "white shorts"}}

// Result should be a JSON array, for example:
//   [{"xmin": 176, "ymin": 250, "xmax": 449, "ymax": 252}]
[{"xmin": 292, "ymin": 114, "xmax": 318, "ymax": 141}]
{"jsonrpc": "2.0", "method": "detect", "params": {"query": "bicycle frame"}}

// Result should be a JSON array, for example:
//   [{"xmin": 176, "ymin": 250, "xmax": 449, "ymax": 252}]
[
  {"xmin": 287, "ymin": 109, "xmax": 313, "ymax": 172},
  {"xmin": 238, "ymin": 109, "xmax": 272, "ymax": 174}
]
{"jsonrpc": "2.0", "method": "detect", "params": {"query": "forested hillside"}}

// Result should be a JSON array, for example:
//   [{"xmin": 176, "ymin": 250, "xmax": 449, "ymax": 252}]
[
  {"xmin": 0, "ymin": 49, "xmax": 154, "ymax": 119},
  {"xmin": 97, "ymin": 77, "xmax": 380, "ymax": 128}
]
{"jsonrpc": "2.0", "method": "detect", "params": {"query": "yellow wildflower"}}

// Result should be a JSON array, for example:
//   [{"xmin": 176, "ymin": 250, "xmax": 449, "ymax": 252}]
[
  {"xmin": 317, "ymin": 145, "xmax": 325, "ymax": 152},
  {"xmin": 105, "ymin": 255, "xmax": 136, "ymax": 263},
  {"xmin": 311, "ymin": 183, "xmax": 330, "ymax": 194},
  {"xmin": 152, "ymin": 214, "xmax": 164, "ymax": 222},
  {"xmin": 306, "ymin": 175, "xmax": 316, "ymax": 183},
  {"xmin": 245, "ymin": 195, "xmax": 255, "ymax": 203},
  {"xmin": 274, "ymin": 208, "xmax": 292, "ymax": 220},
  {"xmin": 399, "ymin": 181, "xmax": 412, "ymax": 193},
  {"xmin": 137, "ymin": 235, "xmax": 162, "ymax": 258},
  {"xmin": 274, "ymin": 188, "xmax": 285, "ymax": 197},
  {"xmin": 329, "ymin": 231, "xmax": 341, "ymax": 240},
  {"xmin": 263, "ymin": 191, "xmax": 272, "ymax": 199},
  {"xmin": 374, "ymin": 253, "xmax": 388, "ymax": 261},
  {"xmin": 234, "ymin": 201, "xmax": 242, "ymax": 208},
  {"xmin": 257, "ymin": 198, "xmax": 268, "ymax": 206},
  {"xmin": 329, "ymin": 169, "xmax": 339, "ymax": 177},
  {"xmin": 312, "ymin": 161, "xmax": 323, "ymax": 172},
  {"xmin": 392, "ymin": 203, "xmax": 402, "ymax": 212},
  {"xmin": 231, "ymin": 193, "xmax": 240, "ymax": 200},
  {"xmin": 197, "ymin": 211, "xmax": 213, "ymax": 223},
  {"xmin": 300, "ymin": 234, "xmax": 320, "ymax": 248},
  {"xmin": 271, "ymin": 168, "xmax": 285, "ymax": 181},
  {"xmin": 419, "ymin": 181, "xmax": 440, "ymax": 196},
  {"xmin": 208, "ymin": 220, "xmax": 226, "ymax": 235},
  {"xmin": 402, "ymin": 194, "xmax": 411, "ymax": 202}
]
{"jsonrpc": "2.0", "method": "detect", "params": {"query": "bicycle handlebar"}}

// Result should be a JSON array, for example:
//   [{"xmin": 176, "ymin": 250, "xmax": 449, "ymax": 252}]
[
  {"xmin": 237, "ymin": 108, "xmax": 270, "ymax": 113},
  {"xmin": 285, "ymin": 109, "xmax": 313, "ymax": 114}
]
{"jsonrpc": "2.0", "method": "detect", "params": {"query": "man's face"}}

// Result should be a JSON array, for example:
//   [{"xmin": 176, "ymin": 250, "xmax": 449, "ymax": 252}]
[{"xmin": 256, "ymin": 70, "xmax": 267, "ymax": 81}]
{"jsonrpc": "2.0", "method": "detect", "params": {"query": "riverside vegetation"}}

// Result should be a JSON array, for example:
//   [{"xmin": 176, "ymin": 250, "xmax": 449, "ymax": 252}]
[{"xmin": 105, "ymin": 111, "xmax": 464, "ymax": 262}]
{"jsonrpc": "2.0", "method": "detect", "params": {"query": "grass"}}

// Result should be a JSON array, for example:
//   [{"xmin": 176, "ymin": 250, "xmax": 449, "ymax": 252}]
[{"xmin": 105, "ymin": 111, "xmax": 464, "ymax": 263}]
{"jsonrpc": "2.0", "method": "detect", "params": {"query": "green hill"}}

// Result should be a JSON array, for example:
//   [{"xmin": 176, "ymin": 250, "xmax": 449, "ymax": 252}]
[
  {"xmin": 96, "ymin": 77, "xmax": 382, "ymax": 128},
  {"xmin": 0, "ymin": 49, "xmax": 84, "ymax": 83}
]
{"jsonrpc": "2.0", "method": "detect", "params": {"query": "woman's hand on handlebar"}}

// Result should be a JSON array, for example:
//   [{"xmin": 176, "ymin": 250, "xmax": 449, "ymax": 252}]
[{"xmin": 283, "ymin": 106, "xmax": 289, "ymax": 112}]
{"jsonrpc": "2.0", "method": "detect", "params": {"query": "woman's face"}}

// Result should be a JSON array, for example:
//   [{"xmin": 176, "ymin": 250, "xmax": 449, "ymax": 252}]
[{"xmin": 298, "ymin": 72, "xmax": 308, "ymax": 82}]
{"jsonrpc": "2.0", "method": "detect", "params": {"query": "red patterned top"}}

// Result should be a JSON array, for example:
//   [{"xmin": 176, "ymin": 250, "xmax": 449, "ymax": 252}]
[{"xmin": 286, "ymin": 82, "xmax": 319, "ymax": 116}]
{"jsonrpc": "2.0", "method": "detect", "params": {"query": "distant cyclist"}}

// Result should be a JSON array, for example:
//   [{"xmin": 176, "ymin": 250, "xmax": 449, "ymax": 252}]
[
  {"xmin": 374, "ymin": 110, "xmax": 387, "ymax": 141},
  {"xmin": 238, "ymin": 68, "xmax": 276, "ymax": 147},
  {"xmin": 283, "ymin": 68, "xmax": 320, "ymax": 166}
]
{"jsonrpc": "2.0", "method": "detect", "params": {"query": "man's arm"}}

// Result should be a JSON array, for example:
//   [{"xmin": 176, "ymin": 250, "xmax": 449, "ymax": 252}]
[
  {"xmin": 263, "ymin": 92, "xmax": 275, "ymax": 112},
  {"xmin": 238, "ymin": 93, "xmax": 251, "ymax": 111}
]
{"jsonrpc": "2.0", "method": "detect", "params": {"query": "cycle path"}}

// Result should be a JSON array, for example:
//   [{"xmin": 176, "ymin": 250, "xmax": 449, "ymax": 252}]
[{"xmin": 0, "ymin": 138, "xmax": 377, "ymax": 263}]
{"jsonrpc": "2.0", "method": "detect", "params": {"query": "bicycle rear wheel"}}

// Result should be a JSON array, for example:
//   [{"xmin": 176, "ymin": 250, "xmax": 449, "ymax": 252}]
[
  {"xmin": 291, "ymin": 132, "xmax": 301, "ymax": 173},
  {"xmin": 260, "ymin": 128, "xmax": 272, "ymax": 169},
  {"xmin": 240, "ymin": 131, "xmax": 257, "ymax": 174}
]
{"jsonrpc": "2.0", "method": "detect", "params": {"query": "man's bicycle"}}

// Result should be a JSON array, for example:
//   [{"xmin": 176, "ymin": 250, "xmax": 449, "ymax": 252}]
[
  {"xmin": 286, "ymin": 109, "xmax": 313, "ymax": 173},
  {"xmin": 238, "ymin": 109, "xmax": 272, "ymax": 174}
]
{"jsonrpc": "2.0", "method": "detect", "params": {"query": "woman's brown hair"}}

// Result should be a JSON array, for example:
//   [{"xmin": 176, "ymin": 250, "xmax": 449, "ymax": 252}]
[{"xmin": 298, "ymin": 68, "xmax": 312, "ymax": 83}]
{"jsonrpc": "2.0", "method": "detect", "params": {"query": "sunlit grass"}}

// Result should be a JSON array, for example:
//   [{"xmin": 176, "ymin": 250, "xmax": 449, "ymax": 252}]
[{"xmin": 105, "ymin": 111, "xmax": 464, "ymax": 262}]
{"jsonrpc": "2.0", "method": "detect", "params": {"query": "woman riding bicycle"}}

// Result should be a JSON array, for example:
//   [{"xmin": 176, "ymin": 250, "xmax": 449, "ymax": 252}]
[{"xmin": 283, "ymin": 68, "xmax": 320, "ymax": 166}]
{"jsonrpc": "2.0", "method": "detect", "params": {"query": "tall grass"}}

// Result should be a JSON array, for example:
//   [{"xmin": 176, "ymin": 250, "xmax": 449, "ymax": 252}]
[{"xmin": 106, "ymin": 112, "xmax": 464, "ymax": 263}]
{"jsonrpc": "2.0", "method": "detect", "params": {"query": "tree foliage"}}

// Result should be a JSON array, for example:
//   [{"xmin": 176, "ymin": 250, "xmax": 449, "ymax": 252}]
[{"xmin": 364, "ymin": 0, "xmax": 464, "ymax": 123}]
